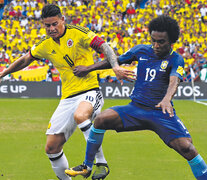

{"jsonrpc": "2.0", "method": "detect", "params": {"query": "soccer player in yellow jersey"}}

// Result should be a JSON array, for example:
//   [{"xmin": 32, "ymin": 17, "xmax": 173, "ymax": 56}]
[{"xmin": 0, "ymin": 4, "xmax": 135, "ymax": 180}]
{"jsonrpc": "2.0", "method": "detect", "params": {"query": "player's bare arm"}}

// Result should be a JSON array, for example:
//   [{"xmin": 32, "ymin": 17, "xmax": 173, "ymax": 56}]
[
  {"xmin": 73, "ymin": 57, "xmax": 137, "ymax": 82},
  {"xmin": 99, "ymin": 43, "xmax": 118, "ymax": 68},
  {"xmin": 155, "ymin": 76, "xmax": 180, "ymax": 117},
  {"xmin": 99, "ymin": 43, "xmax": 136, "ymax": 84},
  {"xmin": 0, "ymin": 52, "xmax": 35, "ymax": 80},
  {"xmin": 73, "ymin": 60, "xmax": 111, "ymax": 77}
]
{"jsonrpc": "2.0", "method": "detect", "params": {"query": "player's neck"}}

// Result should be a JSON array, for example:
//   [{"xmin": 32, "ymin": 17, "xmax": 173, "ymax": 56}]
[
  {"xmin": 158, "ymin": 49, "xmax": 173, "ymax": 59},
  {"xmin": 52, "ymin": 26, "xmax": 66, "ymax": 44},
  {"xmin": 53, "ymin": 37, "xmax": 60, "ymax": 44}
]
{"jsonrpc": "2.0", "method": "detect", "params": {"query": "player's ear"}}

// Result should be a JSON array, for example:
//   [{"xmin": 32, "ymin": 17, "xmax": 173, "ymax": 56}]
[{"xmin": 61, "ymin": 16, "xmax": 65, "ymax": 22}]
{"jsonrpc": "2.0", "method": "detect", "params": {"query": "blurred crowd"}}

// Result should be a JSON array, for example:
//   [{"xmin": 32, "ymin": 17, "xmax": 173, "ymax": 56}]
[{"xmin": 0, "ymin": 0, "xmax": 207, "ymax": 82}]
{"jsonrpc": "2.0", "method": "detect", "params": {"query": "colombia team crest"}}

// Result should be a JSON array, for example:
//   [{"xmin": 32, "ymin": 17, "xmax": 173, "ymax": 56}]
[{"xmin": 67, "ymin": 39, "xmax": 73, "ymax": 47}]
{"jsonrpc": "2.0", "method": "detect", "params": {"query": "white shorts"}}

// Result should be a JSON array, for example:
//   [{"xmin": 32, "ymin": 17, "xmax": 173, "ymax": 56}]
[{"xmin": 46, "ymin": 89, "xmax": 104, "ymax": 141}]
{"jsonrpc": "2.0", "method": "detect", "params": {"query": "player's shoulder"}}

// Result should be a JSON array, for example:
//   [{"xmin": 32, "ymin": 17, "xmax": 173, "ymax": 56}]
[
  {"xmin": 170, "ymin": 50, "xmax": 184, "ymax": 62},
  {"xmin": 34, "ymin": 35, "xmax": 51, "ymax": 47},
  {"xmin": 130, "ymin": 44, "xmax": 152, "ymax": 54},
  {"xmin": 65, "ymin": 24, "xmax": 90, "ymax": 34},
  {"xmin": 31, "ymin": 35, "xmax": 51, "ymax": 53},
  {"xmin": 168, "ymin": 50, "xmax": 184, "ymax": 68},
  {"xmin": 132, "ymin": 44, "xmax": 151, "ymax": 51}
]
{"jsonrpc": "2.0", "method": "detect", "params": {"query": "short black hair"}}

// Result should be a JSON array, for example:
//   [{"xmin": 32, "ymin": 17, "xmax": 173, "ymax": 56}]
[
  {"xmin": 41, "ymin": 4, "xmax": 62, "ymax": 19},
  {"xmin": 148, "ymin": 15, "xmax": 180, "ymax": 43}
]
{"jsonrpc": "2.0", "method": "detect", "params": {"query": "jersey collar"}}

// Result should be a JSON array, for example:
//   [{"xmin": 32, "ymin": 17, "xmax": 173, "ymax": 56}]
[
  {"xmin": 151, "ymin": 45, "xmax": 174, "ymax": 59},
  {"xmin": 59, "ymin": 26, "xmax": 67, "ymax": 38}
]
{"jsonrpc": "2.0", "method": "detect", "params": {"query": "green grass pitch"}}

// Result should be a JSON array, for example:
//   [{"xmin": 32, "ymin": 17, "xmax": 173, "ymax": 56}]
[{"xmin": 0, "ymin": 98, "xmax": 206, "ymax": 180}]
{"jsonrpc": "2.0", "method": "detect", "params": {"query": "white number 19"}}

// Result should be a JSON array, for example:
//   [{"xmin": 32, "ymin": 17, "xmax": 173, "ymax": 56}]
[{"xmin": 145, "ymin": 68, "xmax": 156, "ymax": 81}]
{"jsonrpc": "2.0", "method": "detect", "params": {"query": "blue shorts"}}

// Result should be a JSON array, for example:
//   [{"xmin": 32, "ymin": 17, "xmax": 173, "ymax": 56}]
[{"xmin": 110, "ymin": 101, "xmax": 191, "ymax": 145}]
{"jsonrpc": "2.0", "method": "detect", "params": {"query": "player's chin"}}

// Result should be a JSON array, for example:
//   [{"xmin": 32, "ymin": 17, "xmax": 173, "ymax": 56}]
[
  {"xmin": 49, "ymin": 32, "xmax": 59, "ymax": 38},
  {"xmin": 154, "ymin": 50, "xmax": 162, "ymax": 57}
]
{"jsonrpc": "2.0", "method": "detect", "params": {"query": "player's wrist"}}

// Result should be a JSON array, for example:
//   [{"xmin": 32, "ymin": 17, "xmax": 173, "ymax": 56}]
[
  {"xmin": 163, "ymin": 96, "xmax": 172, "ymax": 102},
  {"xmin": 88, "ymin": 65, "xmax": 96, "ymax": 72},
  {"xmin": 112, "ymin": 65, "xmax": 120, "ymax": 71}
]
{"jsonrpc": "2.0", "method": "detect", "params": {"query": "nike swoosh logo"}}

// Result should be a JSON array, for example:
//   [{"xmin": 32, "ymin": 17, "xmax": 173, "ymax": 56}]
[
  {"xmin": 202, "ymin": 169, "xmax": 207, "ymax": 174},
  {"xmin": 140, "ymin": 57, "xmax": 148, "ymax": 61}
]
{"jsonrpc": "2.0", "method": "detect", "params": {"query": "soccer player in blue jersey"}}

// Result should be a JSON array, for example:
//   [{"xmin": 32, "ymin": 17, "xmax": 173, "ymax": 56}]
[{"xmin": 65, "ymin": 15, "xmax": 207, "ymax": 180}]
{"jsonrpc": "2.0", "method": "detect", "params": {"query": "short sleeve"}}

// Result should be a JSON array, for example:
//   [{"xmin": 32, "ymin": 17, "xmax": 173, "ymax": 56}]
[
  {"xmin": 119, "ymin": 46, "xmax": 139, "ymax": 64},
  {"xmin": 30, "ymin": 37, "xmax": 49, "ymax": 59},
  {"xmin": 79, "ymin": 30, "xmax": 97, "ymax": 49},
  {"xmin": 170, "ymin": 55, "xmax": 184, "ymax": 80}
]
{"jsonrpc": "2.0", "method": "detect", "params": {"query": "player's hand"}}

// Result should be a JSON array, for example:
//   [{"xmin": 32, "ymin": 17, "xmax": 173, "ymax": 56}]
[
  {"xmin": 155, "ymin": 98, "xmax": 174, "ymax": 117},
  {"xmin": 112, "ymin": 66, "xmax": 137, "ymax": 85},
  {"xmin": 73, "ymin": 65, "xmax": 90, "ymax": 77}
]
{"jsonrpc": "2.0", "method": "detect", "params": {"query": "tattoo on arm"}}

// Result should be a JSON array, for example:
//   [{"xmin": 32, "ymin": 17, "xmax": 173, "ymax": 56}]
[{"xmin": 100, "ymin": 43, "xmax": 118, "ymax": 68}]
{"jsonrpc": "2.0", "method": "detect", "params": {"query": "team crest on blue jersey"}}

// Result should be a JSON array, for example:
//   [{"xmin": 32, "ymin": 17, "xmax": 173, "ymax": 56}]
[
  {"xmin": 160, "ymin": 61, "xmax": 168, "ymax": 70},
  {"xmin": 67, "ymin": 39, "xmax": 73, "ymax": 48}
]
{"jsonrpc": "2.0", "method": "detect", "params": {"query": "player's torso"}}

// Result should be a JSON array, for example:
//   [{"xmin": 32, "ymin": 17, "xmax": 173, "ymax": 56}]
[
  {"xmin": 43, "ymin": 26, "xmax": 94, "ymax": 70},
  {"xmin": 136, "ymin": 54, "xmax": 171, "ymax": 87},
  {"xmin": 132, "ymin": 45, "xmax": 174, "ymax": 106},
  {"xmin": 32, "ymin": 25, "xmax": 99, "ymax": 99}
]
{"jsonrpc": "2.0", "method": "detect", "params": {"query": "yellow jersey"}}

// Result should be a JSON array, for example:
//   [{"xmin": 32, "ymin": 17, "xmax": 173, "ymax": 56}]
[{"xmin": 31, "ymin": 25, "xmax": 103, "ymax": 99}]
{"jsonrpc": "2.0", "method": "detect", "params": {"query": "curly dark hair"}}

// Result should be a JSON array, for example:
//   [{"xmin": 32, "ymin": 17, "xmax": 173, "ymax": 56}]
[
  {"xmin": 41, "ymin": 4, "xmax": 62, "ymax": 19},
  {"xmin": 148, "ymin": 15, "xmax": 180, "ymax": 43}
]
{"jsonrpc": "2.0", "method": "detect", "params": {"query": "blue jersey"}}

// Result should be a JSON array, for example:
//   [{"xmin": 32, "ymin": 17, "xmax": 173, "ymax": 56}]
[{"xmin": 119, "ymin": 44, "xmax": 184, "ymax": 107}]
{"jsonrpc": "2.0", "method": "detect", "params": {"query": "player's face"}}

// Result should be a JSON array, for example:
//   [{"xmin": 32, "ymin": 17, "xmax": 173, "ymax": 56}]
[
  {"xmin": 42, "ymin": 15, "xmax": 65, "ymax": 39},
  {"xmin": 151, "ymin": 31, "xmax": 171, "ymax": 58}
]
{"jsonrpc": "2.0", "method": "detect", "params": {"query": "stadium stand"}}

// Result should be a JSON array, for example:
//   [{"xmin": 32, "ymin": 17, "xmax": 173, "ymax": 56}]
[{"xmin": 0, "ymin": 0, "xmax": 206, "ymax": 82}]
